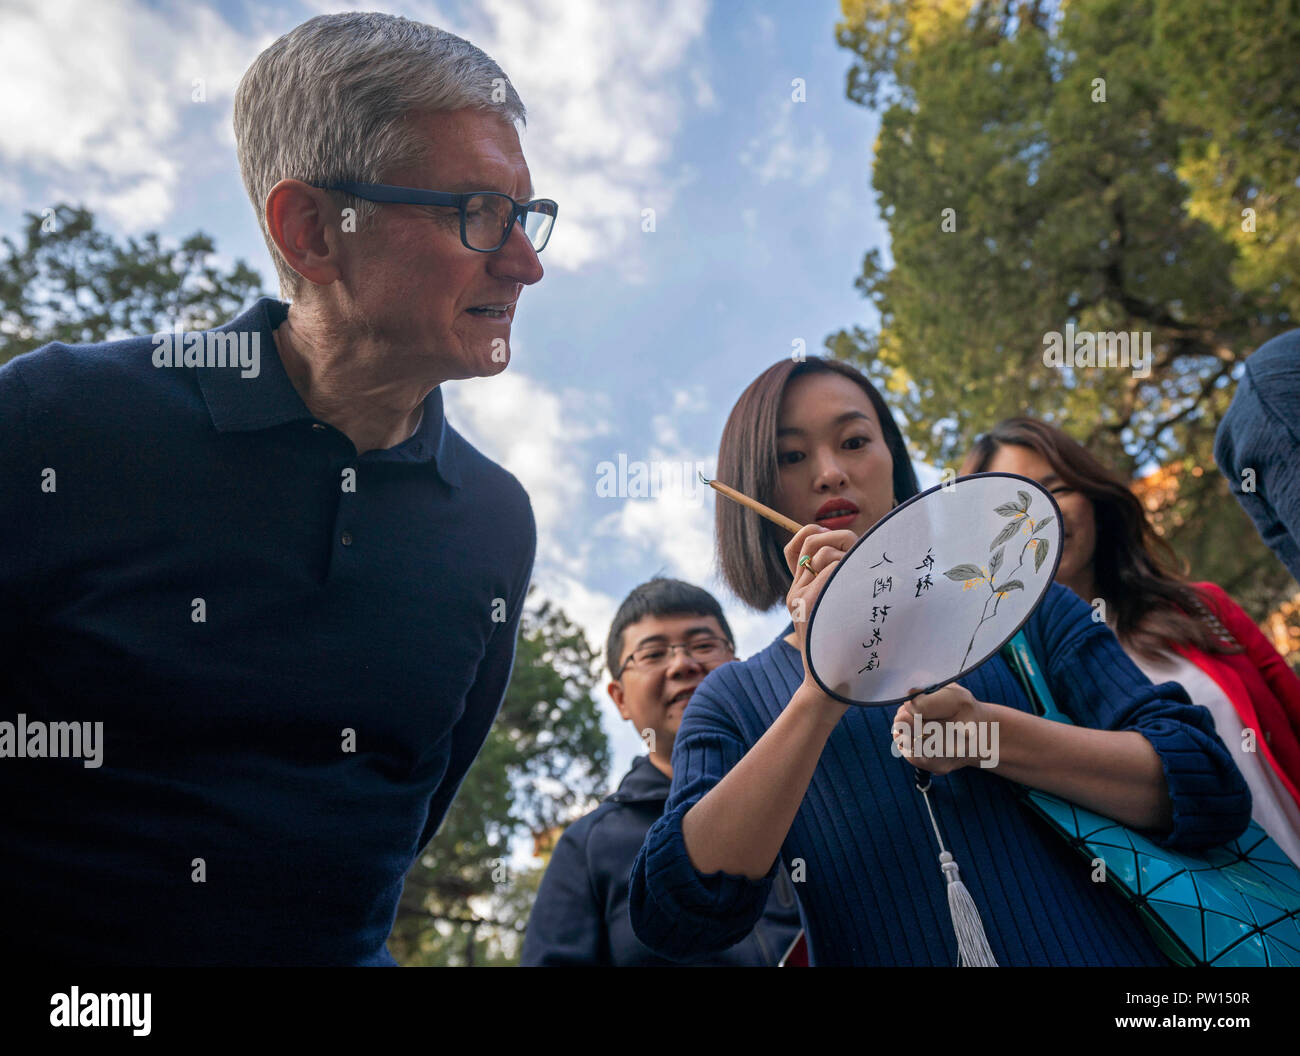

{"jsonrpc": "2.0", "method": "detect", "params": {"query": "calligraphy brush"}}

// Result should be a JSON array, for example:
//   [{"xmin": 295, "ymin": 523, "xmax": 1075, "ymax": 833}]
[{"xmin": 698, "ymin": 472, "xmax": 803, "ymax": 534}]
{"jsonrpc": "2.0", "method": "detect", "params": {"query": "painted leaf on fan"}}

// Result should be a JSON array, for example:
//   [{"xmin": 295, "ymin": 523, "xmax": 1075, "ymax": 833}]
[{"xmin": 991, "ymin": 519, "xmax": 1021, "ymax": 549}]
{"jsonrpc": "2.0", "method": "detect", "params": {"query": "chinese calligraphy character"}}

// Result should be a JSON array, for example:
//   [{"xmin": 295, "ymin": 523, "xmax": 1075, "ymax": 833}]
[
  {"xmin": 858, "ymin": 651, "xmax": 880, "ymax": 674},
  {"xmin": 871, "ymin": 604, "xmax": 891, "ymax": 624},
  {"xmin": 869, "ymin": 553, "xmax": 893, "ymax": 569},
  {"xmin": 914, "ymin": 548, "xmax": 934, "ymax": 572},
  {"xmin": 872, "ymin": 576, "xmax": 893, "ymax": 598},
  {"xmin": 914, "ymin": 573, "xmax": 933, "ymax": 598}
]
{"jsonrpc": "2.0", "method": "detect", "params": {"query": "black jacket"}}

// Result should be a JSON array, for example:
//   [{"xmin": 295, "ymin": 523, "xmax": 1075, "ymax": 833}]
[{"xmin": 521, "ymin": 755, "xmax": 802, "ymax": 965}]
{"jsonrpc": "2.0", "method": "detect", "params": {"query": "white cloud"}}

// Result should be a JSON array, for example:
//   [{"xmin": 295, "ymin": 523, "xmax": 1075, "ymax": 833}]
[
  {"xmin": 0, "ymin": 0, "xmax": 263, "ymax": 228},
  {"xmin": 722, "ymin": 603, "xmax": 790, "ymax": 660},
  {"xmin": 689, "ymin": 66, "xmax": 717, "ymax": 110},
  {"xmin": 591, "ymin": 385, "xmax": 718, "ymax": 587},
  {"xmin": 442, "ymin": 363, "xmax": 610, "ymax": 573},
  {"xmin": 1, "ymin": 0, "xmax": 709, "ymax": 270},
  {"xmin": 739, "ymin": 101, "xmax": 832, "ymax": 187},
  {"xmin": 608, "ymin": 489, "xmax": 716, "ymax": 586},
  {"xmin": 0, "ymin": 172, "xmax": 21, "ymax": 211},
  {"xmin": 670, "ymin": 385, "xmax": 708, "ymax": 415},
  {"xmin": 467, "ymin": 0, "xmax": 711, "ymax": 273},
  {"xmin": 597, "ymin": 380, "xmax": 796, "ymax": 658},
  {"xmin": 649, "ymin": 385, "xmax": 706, "ymax": 449},
  {"xmin": 68, "ymin": 173, "xmax": 178, "ymax": 230},
  {"xmin": 532, "ymin": 569, "xmax": 619, "ymax": 665}
]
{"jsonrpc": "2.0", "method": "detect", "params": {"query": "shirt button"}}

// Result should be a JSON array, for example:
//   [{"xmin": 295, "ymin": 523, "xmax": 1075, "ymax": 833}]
[
  {"xmin": 312, "ymin": 423, "xmax": 326, "ymax": 432},
  {"xmin": 341, "ymin": 531, "xmax": 353, "ymax": 546}
]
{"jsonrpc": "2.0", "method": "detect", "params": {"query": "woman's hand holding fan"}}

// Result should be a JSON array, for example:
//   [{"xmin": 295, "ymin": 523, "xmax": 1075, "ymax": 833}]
[{"xmin": 784, "ymin": 524, "xmax": 857, "ymax": 710}]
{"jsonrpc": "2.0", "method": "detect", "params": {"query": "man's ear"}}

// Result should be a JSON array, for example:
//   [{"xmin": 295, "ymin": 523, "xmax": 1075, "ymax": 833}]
[
  {"xmin": 264, "ymin": 179, "xmax": 348, "ymax": 289},
  {"xmin": 607, "ymin": 680, "xmax": 631, "ymax": 720}
]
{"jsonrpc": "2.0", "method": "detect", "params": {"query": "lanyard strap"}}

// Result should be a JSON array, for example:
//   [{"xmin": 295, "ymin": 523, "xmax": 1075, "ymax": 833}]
[{"xmin": 1001, "ymin": 630, "xmax": 1073, "ymax": 725}]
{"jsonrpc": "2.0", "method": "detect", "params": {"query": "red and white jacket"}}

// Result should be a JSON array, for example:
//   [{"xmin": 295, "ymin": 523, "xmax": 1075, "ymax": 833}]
[{"xmin": 1175, "ymin": 582, "xmax": 1300, "ymax": 810}]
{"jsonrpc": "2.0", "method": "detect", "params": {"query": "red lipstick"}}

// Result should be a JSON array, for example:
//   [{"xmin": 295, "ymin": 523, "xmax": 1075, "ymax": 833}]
[{"xmin": 814, "ymin": 498, "xmax": 859, "ymax": 530}]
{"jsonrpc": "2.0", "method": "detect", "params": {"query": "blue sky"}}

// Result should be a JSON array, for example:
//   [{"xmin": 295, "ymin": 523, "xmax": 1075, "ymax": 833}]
[{"xmin": 0, "ymin": 0, "xmax": 944, "ymax": 790}]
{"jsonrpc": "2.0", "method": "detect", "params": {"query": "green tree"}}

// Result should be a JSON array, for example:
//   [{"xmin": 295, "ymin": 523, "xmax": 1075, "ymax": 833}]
[
  {"xmin": 388, "ymin": 593, "xmax": 611, "ymax": 966},
  {"xmin": 0, "ymin": 203, "xmax": 265, "ymax": 363},
  {"xmin": 1154, "ymin": 0, "xmax": 1300, "ymax": 319},
  {"xmin": 832, "ymin": 0, "xmax": 1299, "ymax": 617}
]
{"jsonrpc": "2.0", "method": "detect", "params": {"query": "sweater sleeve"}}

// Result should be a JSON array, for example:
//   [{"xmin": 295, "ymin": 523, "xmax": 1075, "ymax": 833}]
[
  {"xmin": 1198, "ymin": 581, "xmax": 1300, "ymax": 743},
  {"xmin": 1214, "ymin": 357, "xmax": 1300, "ymax": 586},
  {"xmin": 0, "ymin": 357, "xmax": 40, "ymax": 687},
  {"xmin": 415, "ymin": 496, "xmax": 536, "ymax": 852},
  {"xmin": 1025, "ymin": 584, "xmax": 1252, "ymax": 850},
  {"xmin": 627, "ymin": 674, "xmax": 778, "ymax": 961}
]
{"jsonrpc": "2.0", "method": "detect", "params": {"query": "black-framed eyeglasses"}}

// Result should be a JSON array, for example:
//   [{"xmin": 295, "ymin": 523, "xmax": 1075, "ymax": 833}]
[
  {"xmin": 616, "ymin": 636, "xmax": 734, "ymax": 677},
  {"xmin": 322, "ymin": 181, "xmax": 558, "ymax": 253}
]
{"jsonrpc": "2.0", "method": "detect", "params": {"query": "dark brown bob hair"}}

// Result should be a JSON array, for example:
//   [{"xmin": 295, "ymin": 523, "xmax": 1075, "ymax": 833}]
[
  {"xmin": 961, "ymin": 417, "xmax": 1238, "ymax": 658},
  {"xmin": 716, "ymin": 358, "xmax": 920, "ymax": 611}
]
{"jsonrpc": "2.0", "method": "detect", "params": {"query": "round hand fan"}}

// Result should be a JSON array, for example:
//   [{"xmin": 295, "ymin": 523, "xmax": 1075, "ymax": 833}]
[{"xmin": 805, "ymin": 472, "xmax": 1063, "ymax": 706}]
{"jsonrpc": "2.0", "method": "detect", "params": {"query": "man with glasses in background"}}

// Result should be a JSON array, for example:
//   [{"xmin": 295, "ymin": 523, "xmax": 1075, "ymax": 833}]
[
  {"xmin": 0, "ymin": 13, "xmax": 549, "ymax": 965},
  {"xmin": 521, "ymin": 579, "xmax": 802, "ymax": 966}
]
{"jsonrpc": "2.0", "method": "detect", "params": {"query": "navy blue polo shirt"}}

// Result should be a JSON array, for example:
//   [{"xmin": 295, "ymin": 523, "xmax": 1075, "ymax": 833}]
[{"xmin": 0, "ymin": 297, "xmax": 536, "ymax": 965}]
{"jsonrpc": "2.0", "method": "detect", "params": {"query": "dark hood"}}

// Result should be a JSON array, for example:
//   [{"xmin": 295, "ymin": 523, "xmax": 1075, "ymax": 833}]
[{"xmin": 604, "ymin": 754, "xmax": 670, "ymax": 805}]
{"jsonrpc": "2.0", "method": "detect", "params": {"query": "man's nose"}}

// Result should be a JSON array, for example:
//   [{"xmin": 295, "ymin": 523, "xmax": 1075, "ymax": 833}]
[
  {"xmin": 488, "ymin": 220, "xmax": 544, "ymax": 285},
  {"xmin": 665, "ymin": 645, "xmax": 703, "ymax": 678}
]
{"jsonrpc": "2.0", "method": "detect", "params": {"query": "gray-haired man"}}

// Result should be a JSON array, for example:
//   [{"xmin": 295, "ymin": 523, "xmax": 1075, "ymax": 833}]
[{"xmin": 0, "ymin": 13, "xmax": 549, "ymax": 965}]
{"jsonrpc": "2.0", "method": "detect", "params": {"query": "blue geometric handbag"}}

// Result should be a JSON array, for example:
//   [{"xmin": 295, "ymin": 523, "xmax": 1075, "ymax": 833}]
[{"xmin": 1002, "ymin": 630, "xmax": 1300, "ymax": 966}]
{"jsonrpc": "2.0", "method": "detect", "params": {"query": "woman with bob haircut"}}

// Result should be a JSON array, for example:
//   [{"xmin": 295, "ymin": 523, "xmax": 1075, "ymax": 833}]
[
  {"xmin": 628, "ymin": 358, "xmax": 1251, "ymax": 966},
  {"xmin": 966, "ymin": 416, "xmax": 1300, "ymax": 867}
]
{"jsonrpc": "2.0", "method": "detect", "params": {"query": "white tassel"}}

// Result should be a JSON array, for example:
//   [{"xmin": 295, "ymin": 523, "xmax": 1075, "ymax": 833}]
[
  {"xmin": 938, "ymin": 850, "xmax": 998, "ymax": 967},
  {"xmin": 915, "ymin": 775, "xmax": 999, "ymax": 967}
]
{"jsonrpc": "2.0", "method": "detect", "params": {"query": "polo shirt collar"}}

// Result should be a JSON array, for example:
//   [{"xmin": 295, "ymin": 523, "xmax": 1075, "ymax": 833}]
[{"xmin": 196, "ymin": 297, "xmax": 463, "ymax": 485}]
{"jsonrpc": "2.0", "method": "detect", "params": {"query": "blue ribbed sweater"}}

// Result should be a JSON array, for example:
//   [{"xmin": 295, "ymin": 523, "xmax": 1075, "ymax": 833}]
[{"xmin": 628, "ymin": 583, "xmax": 1253, "ymax": 966}]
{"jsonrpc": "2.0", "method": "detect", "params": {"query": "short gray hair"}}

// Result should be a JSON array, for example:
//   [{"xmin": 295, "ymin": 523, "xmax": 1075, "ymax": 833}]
[{"xmin": 234, "ymin": 12, "xmax": 526, "ymax": 298}]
